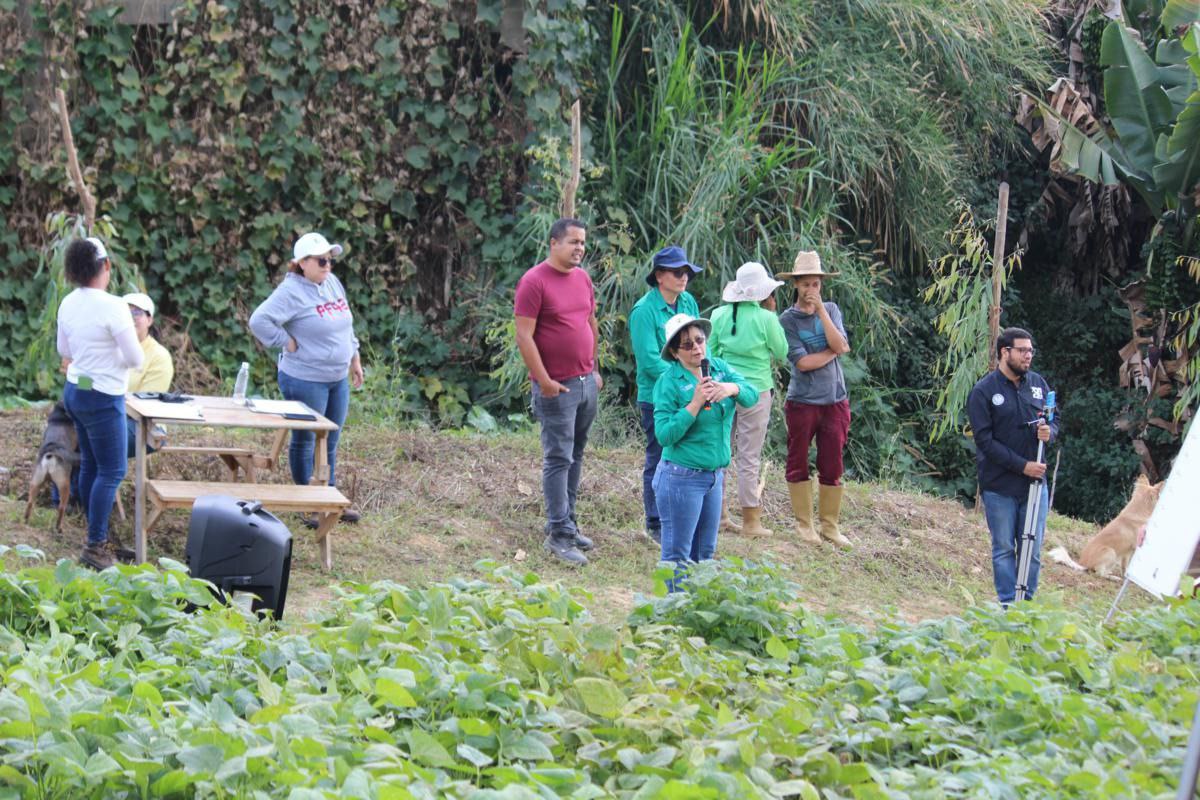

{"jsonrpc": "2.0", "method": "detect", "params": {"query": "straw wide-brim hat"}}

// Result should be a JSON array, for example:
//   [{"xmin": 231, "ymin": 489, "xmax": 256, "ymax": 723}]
[
  {"xmin": 722, "ymin": 261, "xmax": 785, "ymax": 303},
  {"xmin": 775, "ymin": 250, "xmax": 838, "ymax": 278},
  {"xmin": 661, "ymin": 313, "xmax": 713, "ymax": 361}
]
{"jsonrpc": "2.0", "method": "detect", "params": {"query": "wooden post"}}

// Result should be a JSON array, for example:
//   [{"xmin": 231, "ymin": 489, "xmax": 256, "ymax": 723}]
[
  {"xmin": 54, "ymin": 87, "xmax": 96, "ymax": 231},
  {"xmin": 561, "ymin": 99, "xmax": 582, "ymax": 219},
  {"xmin": 987, "ymin": 182, "xmax": 1009, "ymax": 372}
]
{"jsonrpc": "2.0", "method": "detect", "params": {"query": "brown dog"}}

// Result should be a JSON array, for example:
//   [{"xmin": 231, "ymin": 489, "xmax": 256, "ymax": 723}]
[
  {"xmin": 24, "ymin": 402, "xmax": 79, "ymax": 533},
  {"xmin": 1048, "ymin": 475, "xmax": 1162, "ymax": 578}
]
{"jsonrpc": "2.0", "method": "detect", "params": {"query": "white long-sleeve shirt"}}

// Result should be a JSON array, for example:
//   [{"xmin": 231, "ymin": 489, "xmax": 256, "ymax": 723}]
[{"xmin": 57, "ymin": 287, "xmax": 143, "ymax": 396}]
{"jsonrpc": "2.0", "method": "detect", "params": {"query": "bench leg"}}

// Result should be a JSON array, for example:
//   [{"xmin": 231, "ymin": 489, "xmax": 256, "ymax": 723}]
[
  {"xmin": 315, "ymin": 512, "xmax": 338, "ymax": 571},
  {"xmin": 235, "ymin": 455, "xmax": 257, "ymax": 483},
  {"xmin": 145, "ymin": 502, "xmax": 165, "ymax": 535},
  {"xmin": 218, "ymin": 454, "xmax": 240, "ymax": 481}
]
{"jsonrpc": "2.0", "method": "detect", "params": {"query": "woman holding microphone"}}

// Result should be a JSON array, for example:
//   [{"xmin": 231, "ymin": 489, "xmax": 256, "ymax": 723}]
[{"xmin": 652, "ymin": 314, "xmax": 758, "ymax": 588}]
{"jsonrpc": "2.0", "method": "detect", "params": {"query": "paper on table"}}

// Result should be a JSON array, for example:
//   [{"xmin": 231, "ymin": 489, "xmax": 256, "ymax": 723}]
[
  {"xmin": 135, "ymin": 399, "xmax": 204, "ymax": 421},
  {"xmin": 247, "ymin": 398, "xmax": 317, "ymax": 416}
]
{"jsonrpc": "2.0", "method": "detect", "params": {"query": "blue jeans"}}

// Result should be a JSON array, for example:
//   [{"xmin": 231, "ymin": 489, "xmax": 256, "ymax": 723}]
[
  {"xmin": 983, "ymin": 485, "xmax": 1048, "ymax": 605},
  {"xmin": 653, "ymin": 460, "xmax": 723, "ymax": 590},
  {"xmin": 531, "ymin": 373, "xmax": 598, "ymax": 534},
  {"xmin": 638, "ymin": 401, "xmax": 662, "ymax": 533},
  {"xmin": 63, "ymin": 382, "xmax": 126, "ymax": 545},
  {"xmin": 125, "ymin": 420, "xmax": 161, "ymax": 459},
  {"xmin": 277, "ymin": 370, "xmax": 349, "ymax": 486}
]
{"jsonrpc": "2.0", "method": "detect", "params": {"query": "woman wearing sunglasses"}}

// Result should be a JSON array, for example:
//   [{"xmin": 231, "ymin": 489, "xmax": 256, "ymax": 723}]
[
  {"xmin": 652, "ymin": 313, "xmax": 758, "ymax": 589},
  {"xmin": 250, "ymin": 232, "xmax": 364, "ymax": 523}
]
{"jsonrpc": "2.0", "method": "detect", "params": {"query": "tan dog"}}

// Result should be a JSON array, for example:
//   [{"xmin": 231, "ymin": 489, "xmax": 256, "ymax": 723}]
[
  {"xmin": 24, "ymin": 402, "xmax": 79, "ymax": 533},
  {"xmin": 1048, "ymin": 475, "xmax": 1162, "ymax": 578}
]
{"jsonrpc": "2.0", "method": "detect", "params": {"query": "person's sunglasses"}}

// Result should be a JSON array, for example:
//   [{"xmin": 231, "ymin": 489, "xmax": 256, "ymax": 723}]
[
  {"xmin": 314, "ymin": 257, "xmax": 334, "ymax": 267},
  {"xmin": 130, "ymin": 308, "xmax": 149, "ymax": 318},
  {"xmin": 676, "ymin": 334, "xmax": 706, "ymax": 351},
  {"xmin": 658, "ymin": 266, "xmax": 691, "ymax": 279}
]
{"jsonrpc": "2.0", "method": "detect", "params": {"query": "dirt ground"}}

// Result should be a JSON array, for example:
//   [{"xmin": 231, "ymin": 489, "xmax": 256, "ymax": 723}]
[{"xmin": 0, "ymin": 405, "xmax": 1148, "ymax": 625}]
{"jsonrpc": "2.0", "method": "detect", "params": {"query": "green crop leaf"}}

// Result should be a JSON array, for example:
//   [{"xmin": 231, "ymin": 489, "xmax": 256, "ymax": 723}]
[
  {"xmin": 376, "ymin": 677, "xmax": 417, "ymax": 708},
  {"xmin": 507, "ymin": 733, "xmax": 554, "ymax": 761},
  {"xmin": 574, "ymin": 677, "xmax": 627, "ymax": 718},
  {"xmin": 765, "ymin": 636, "xmax": 790, "ymax": 660},
  {"xmin": 407, "ymin": 729, "xmax": 454, "ymax": 767}
]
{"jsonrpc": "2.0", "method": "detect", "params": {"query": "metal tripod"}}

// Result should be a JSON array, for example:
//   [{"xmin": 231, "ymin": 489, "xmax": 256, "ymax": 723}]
[
  {"xmin": 1014, "ymin": 391, "xmax": 1055, "ymax": 603},
  {"xmin": 1013, "ymin": 438, "xmax": 1045, "ymax": 603}
]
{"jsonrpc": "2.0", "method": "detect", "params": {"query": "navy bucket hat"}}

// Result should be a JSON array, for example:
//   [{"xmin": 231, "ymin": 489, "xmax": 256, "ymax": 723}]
[{"xmin": 646, "ymin": 245, "xmax": 703, "ymax": 287}]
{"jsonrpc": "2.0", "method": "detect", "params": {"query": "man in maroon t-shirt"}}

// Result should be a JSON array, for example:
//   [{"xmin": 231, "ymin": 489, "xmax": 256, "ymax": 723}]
[{"xmin": 514, "ymin": 218, "xmax": 602, "ymax": 565}]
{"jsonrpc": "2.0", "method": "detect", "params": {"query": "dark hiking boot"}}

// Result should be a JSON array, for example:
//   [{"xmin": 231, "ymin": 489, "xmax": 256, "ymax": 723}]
[
  {"xmin": 299, "ymin": 513, "xmax": 319, "ymax": 530},
  {"xmin": 645, "ymin": 527, "xmax": 662, "ymax": 546},
  {"xmin": 543, "ymin": 532, "xmax": 588, "ymax": 566},
  {"xmin": 80, "ymin": 542, "xmax": 115, "ymax": 571},
  {"xmin": 340, "ymin": 508, "xmax": 361, "ymax": 523},
  {"xmin": 106, "ymin": 532, "xmax": 136, "ymax": 564},
  {"xmin": 572, "ymin": 529, "xmax": 594, "ymax": 551}
]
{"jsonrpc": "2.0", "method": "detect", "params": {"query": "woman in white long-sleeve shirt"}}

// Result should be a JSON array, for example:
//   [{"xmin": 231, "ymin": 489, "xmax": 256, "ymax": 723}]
[{"xmin": 57, "ymin": 237, "xmax": 143, "ymax": 570}]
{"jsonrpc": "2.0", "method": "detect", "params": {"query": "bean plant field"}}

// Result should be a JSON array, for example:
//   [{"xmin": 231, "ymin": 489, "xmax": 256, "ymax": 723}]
[{"xmin": 0, "ymin": 547, "xmax": 1197, "ymax": 799}]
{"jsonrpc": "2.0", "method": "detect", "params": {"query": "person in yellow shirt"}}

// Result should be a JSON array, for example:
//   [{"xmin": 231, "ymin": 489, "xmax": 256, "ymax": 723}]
[
  {"xmin": 124, "ymin": 293, "xmax": 173, "ymax": 393},
  {"xmin": 123, "ymin": 293, "xmax": 173, "ymax": 457}
]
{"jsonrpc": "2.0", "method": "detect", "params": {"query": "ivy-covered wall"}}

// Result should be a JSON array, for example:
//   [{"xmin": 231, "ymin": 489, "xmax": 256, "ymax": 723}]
[{"xmin": 0, "ymin": 0, "xmax": 589, "ymax": 396}]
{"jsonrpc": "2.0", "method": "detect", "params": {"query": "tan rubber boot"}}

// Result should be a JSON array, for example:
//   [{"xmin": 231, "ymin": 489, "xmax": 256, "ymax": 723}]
[
  {"xmin": 721, "ymin": 507, "xmax": 743, "ymax": 534},
  {"xmin": 817, "ymin": 483, "xmax": 852, "ymax": 548},
  {"xmin": 787, "ymin": 481, "xmax": 820, "ymax": 544},
  {"xmin": 741, "ymin": 506, "xmax": 773, "ymax": 537}
]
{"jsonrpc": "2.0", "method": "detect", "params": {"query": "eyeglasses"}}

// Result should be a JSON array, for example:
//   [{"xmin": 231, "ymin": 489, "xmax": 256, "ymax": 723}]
[
  {"xmin": 676, "ymin": 334, "xmax": 706, "ymax": 351},
  {"xmin": 1007, "ymin": 346, "xmax": 1035, "ymax": 356},
  {"xmin": 658, "ymin": 266, "xmax": 690, "ymax": 279},
  {"xmin": 314, "ymin": 258, "xmax": 334, "ymax": 267}
]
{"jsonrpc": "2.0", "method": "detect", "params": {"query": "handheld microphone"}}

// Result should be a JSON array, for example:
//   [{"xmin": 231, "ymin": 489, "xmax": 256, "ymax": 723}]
[{"xmin": 700, "ymin": 358, "xmax": 712, "ymax": 410}]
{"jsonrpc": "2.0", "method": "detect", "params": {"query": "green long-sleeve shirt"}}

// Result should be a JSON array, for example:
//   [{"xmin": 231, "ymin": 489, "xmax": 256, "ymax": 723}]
[
  {"xmin": 708, "ymin": 302, "xmax": 788, "ymax": 392},
  {"xmin": 652, "ymin": 357, "xmax": 759, "ymax": 471},
  {"xmin": 629, "ymin": 287, "xmax": 699, "ymax": 402}
]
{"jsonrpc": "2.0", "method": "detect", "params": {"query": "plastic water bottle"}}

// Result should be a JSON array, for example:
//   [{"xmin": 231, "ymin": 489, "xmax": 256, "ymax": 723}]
[{"xmin": 233, "ymin": 362, "xmax": 249, "ymax": 404}]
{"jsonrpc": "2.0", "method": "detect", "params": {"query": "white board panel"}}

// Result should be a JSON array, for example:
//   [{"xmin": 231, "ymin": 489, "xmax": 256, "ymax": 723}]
[{"xmin": 1127, "ymin": 419, "xmax": 1200, "ymax": 598}]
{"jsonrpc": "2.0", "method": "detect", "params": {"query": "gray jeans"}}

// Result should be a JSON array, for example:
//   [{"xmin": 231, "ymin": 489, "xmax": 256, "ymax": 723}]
[{"xmin": 532, "ymin": 373, "xmax": 599, "ymax": 535}]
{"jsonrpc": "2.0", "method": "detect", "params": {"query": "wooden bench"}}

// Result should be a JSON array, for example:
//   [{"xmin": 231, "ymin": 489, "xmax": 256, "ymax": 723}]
[
  {"xmin": 145, "ymin": 479, "xmax": 350, "ymax": 570},
  {"xmin": 157, "ymin": 430, "xmax": 288, "ymax": 482}
]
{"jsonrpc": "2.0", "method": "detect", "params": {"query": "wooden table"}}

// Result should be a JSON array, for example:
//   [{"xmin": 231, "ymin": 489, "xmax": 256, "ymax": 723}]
[{"xmin": 125, "ymin": 394, "xmax": 346, "ymax": 568}]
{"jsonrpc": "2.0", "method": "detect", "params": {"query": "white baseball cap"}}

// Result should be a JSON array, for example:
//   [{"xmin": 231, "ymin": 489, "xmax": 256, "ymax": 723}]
[
  {"xmin": 86, "ymin": 237, "xmax": 109, "ymax": 261},
  {"xmin": 123, "ymin": 292, "xmax": 155, "ymax": 315},
  {"xmin": 293, "ymin": 232, "xmax": 344, "ymax": 261}
]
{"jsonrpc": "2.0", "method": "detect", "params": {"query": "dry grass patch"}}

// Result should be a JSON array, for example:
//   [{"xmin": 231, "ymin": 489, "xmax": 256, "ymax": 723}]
[{"xmin": 0, "ymin": 406, "xmax": 1148, "ymax": 624}]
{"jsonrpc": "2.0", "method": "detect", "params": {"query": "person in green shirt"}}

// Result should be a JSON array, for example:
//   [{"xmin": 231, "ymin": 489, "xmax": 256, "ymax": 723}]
[
  {"xmin": 652, "ymin": 314, "xmax": 758, "ymax": 589},
  {"xmin": 628, "ymin": 246, "xmax": 702, "ymax": 544},
  {"xmin": 709, "ymin": 262, "xmax": 788, "ymax": 537}
]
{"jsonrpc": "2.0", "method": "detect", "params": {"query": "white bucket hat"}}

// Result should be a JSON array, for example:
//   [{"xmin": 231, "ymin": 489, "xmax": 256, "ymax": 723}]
[
  {"xmin": 661, "ymin": 313, "xmax": 713, "ymax": 361},
  {"xmin": 123, "ymin": 292, "xmax": 155, "ymax": 316},
  {"xmin": 776, "ymin": 250, "xmax": 838, "ymax": 278},
  {"xmin": 293, "ymin": 232, "xmax": 344, "ymax": 261},
  {"xmin": 722, "ymin": 262, "xmax": 784, "ymax": 303}
]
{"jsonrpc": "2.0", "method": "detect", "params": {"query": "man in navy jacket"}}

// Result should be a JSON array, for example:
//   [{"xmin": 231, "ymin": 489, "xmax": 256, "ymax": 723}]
[{"xmin": 967, "ymin": 327, "xmax": 1058, "ymax": 605}]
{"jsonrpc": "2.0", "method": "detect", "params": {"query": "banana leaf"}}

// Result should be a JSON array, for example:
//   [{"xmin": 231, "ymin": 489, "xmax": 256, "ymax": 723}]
[
  {"xmin": 1163, "ymin": 0, "xmax": 1200, "ymax": 30},
  {"xmin": 1101, "ymin": 21, "xmax": 1176, "ymax": 175}
]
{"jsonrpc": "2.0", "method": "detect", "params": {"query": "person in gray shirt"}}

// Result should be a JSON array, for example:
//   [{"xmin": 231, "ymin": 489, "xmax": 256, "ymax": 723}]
[
  {"xmin": 249, "ymin": 232, "xmax": 364, "ymax": 523},
  {"xmin": 776, "ymin": 251, "xmax": 852, "ymax": 548}
]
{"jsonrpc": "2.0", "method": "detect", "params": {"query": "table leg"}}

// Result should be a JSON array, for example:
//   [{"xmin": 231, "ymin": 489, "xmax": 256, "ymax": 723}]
[
  {"xmin": 134, "ymin": 417, "xmax": 147, "ymax": 564},
  {"xmin": 313, "ymin": 430, "xmax": 330, "ymax": 486}
]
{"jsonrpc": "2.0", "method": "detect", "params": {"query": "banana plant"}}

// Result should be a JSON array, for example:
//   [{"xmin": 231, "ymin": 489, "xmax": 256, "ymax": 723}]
[{"xmin": 1032, "ymin": 20, "xmax": 1200, "ymax": 217}]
